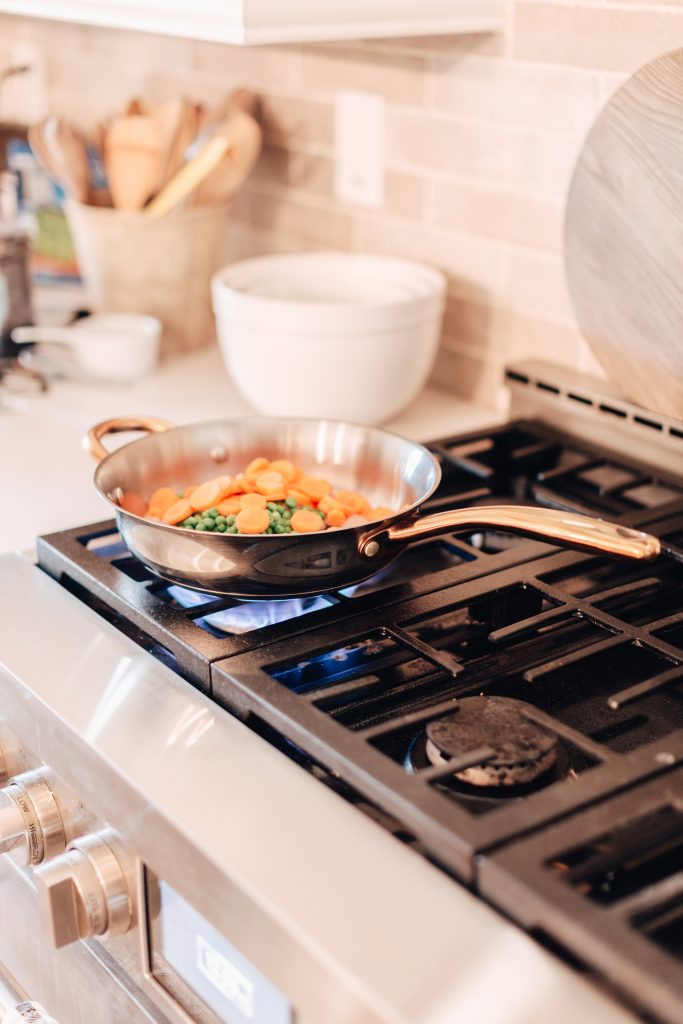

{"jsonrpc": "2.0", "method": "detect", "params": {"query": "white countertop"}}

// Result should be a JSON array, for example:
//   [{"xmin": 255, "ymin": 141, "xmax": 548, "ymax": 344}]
[{"xmin": 0, "ymin": 344, "xmax": 498, "ymax": 553}]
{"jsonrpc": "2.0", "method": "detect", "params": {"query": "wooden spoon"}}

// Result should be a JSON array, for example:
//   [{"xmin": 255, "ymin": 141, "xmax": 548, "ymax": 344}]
[
  {"xmin": 30, "ymin": 116, "xmax": 91, "ymax": 203},
  {"xmin": 104, "ymin": 114, "xmax": 165, "ymax": 210},
  {"xmin": 194, "ymin": 105, "xmax": 261, "ymax": 206}
]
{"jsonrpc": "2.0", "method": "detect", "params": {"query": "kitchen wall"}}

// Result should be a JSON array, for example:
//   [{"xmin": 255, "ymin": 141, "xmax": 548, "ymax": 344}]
[{"xmin": 0, "ymin": 4, "xmax": 679, "ymax": 408}]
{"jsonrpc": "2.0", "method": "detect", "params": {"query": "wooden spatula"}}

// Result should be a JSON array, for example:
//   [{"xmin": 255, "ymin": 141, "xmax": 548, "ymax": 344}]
[{"xmin": 104, "ymin": 114, "xmax": 165, "ymax": 210}]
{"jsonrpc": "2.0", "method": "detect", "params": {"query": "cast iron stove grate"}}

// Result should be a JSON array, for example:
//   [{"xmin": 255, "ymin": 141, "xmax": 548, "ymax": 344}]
[
  {"xmin": 480, "ymin": 767, "xmax": 683, "ymax": 1024},
  {"xmin": 212, "ymin": 525, "xmax": 683, "ymax": 879}
]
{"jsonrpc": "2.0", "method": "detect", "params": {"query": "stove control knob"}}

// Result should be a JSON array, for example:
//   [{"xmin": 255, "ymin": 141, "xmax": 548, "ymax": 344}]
[
  {"xmin": 34, "ymin": 832, "xmax": 132, "ymax": 950},
  {"xmin": 0, "ymin": 771, "xmax": 66, "ymax": 866}
]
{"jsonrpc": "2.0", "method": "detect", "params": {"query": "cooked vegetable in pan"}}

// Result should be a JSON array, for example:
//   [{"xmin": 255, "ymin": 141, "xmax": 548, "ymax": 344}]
[{"xmin": 118, "ymin": 455, "xmax": 393, "ymax": 535}]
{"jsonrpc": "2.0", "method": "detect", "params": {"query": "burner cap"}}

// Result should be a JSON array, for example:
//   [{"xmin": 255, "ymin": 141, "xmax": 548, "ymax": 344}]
[{"xmin": 425, "ymin": 696, "xmax": 558, "ymax": 787}]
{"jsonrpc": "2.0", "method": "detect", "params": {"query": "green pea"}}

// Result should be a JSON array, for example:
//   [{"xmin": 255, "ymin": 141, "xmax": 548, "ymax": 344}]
[
  {"xmin": 285, "ymin": 497, "xmax": 297, "ymax": 509},
  {"xmin": 202, "ymin": 518, "xmax": 215, "ymax": 529},
  {"xmin": 215, "ymin": 515, "xmax": 226, "ymax": 525},
  {"xmin": 226, "ymin": 515, "xmax": 236, "ymax": 525},
  {"xmin": 195, "ymin": 522, "xmax": 207, "ymax": 531},
  {"xmin": 216, "ymin": 521, "xmax": 227, "ymax": 532},
  {"xmin": 183, "ymin": 523, "xmax": 194, "ymax": 530},
  {"xmin": 205, "ymin": 508, "xmax": 218, "ymax": 518},
  {"xmin": 283, "ymin": 525, "xmax": 293, "ymax": 533},
  {"xmin": 227, "ymin": 526, "xmax": 238, "ymax": 534},
  {"xmin": 273, "ymin": 523, "xmax": 285, "ymax": 533},
  {"xmin": 266, "ymin": 502, "xmax": 278, "ymax": 512},
  {"xmin": 316, "ymin": 509, "xmax": 325, "ymax": 518}
]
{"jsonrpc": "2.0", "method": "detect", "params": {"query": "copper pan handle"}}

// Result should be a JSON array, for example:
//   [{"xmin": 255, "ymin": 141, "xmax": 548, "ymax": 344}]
[
  {"xmin": 359, "ymin": 505, "xmax": 661, "ymax": 562},
  {"xmin": 84, "ymin": 416, "xmax": 174, "ymax": 463}
]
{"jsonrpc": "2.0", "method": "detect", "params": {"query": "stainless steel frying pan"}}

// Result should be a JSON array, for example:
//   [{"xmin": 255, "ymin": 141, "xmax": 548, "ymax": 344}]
[{"xmin": 85, "ymin": 416, "xmax": 661, "ymax": 599}]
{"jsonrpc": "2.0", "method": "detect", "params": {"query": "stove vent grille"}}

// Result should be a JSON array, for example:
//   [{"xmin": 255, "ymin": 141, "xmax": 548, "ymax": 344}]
[{"xmin": 506, "ymin": 361, "xmax": 683, "ymax": 477}]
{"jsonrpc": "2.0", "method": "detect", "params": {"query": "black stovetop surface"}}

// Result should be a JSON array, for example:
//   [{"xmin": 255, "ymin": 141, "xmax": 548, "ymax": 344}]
[{"xmin": 37, "ymin": 418, "xmax": 683, "ymax": 1024}]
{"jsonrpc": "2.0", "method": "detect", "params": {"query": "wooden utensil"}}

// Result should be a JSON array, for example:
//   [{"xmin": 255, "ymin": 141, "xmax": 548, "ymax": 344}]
[
  {"xmin": 145, "ymin": 132, "xmax": 231, "ymax": 217},
  {"xmin": 104, "ymin": 114, "xmax": 165, "ymax": 211},
  {"xmin": 195, "ymin": 104, "xmax": 261, "ymax": 206},
  {"xmin": 155, "ymin": 97, "xmax": 201, "ymax": 185},
  {"xmin": 30, "ymin": 116, "xmax": 91, "ymax": 203},
  {"xmin": 565, "ymin": 48, "xmax": 683, "ymax": 419}
]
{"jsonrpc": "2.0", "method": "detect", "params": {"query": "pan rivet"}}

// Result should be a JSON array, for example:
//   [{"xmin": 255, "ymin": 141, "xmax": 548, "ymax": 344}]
[
  {"xmin": 210, "ymin": 445, "xmax": 228, "ymax": 462},
  {"xmin": 365, "ymin": 541, "xmax": 380, "ymax": 558}
]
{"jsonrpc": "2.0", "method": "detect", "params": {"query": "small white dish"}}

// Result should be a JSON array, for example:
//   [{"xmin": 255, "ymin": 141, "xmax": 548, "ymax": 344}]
[{"xmin": 12, "ymin": 313, "xmax": 162, "ymax": 384}]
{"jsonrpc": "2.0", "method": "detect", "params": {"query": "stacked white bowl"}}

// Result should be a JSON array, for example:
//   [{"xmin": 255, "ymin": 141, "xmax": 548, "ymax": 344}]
[{"xmin": 211, "ymin": 252, "xmax": 447, "ymax": 424}]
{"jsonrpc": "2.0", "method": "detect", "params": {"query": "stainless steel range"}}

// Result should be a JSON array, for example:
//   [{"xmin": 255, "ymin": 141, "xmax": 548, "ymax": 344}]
[{"xmin": 0, "ymin": 360, "xmax": 682, "ymax": 1024}]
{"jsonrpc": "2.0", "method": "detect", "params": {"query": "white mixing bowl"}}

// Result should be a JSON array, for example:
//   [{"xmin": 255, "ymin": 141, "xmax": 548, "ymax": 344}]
[{"xmin": 212, "ymin": 252, "xmax": 447, "ymax": 424}]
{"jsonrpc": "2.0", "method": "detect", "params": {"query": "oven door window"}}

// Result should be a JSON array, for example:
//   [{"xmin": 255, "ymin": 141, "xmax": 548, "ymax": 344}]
[{"xmin": 146, "ymin": 872, "xmax": 294, "ymax": 1024}]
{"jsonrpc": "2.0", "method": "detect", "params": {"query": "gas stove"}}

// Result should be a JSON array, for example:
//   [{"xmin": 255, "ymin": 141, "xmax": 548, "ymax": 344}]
[{"xmin": 0, "ymin": 360, "xmax": 682, "ymax": 1024}]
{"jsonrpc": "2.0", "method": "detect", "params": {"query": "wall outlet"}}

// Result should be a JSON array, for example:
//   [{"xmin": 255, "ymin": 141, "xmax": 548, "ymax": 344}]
[
  {"xmin": 334, "ymin": 89, "xmax": 385, "ymax": 208},
  {"xmin": 0, "ymin": 42, "xmax": 48, "ymax": 124}
]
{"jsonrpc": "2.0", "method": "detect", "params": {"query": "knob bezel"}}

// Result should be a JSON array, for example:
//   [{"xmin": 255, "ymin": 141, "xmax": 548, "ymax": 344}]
[
  {"xmin": 0, "ymin": 771, "xmax": 66, "ymax": 865},
  {"xmin": 35, "ymin": 830, "xmax": 133, "ymax": 949}
]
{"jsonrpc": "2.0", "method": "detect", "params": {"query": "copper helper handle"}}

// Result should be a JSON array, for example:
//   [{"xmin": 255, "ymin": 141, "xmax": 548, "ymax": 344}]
[
  {"xmin": 84, "ymin": 416, "xmax": 174, "ymax": 463},
  {"xmin": 359, "ymin": 505, "xmax": 661, "ymax": 561}
]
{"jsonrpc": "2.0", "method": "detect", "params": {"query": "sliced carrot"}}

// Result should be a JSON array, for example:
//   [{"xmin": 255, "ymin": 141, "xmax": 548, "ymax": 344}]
[
  {"xmin": 240, "ymin": 492, "xmax": 267, "ymax": 510},
  {"xmin": 217, "ymin": 496, "xmax": 242, "ymax": 516},
  {"xmin": 318, "ymin": 495, "xmax": 344, "ymax": 515},
  {"xmin": 189, "ymin": 479, "xmax": 223, "ymax": 512},
  {"xmin": 269, "ymin": 459, "xmax": 297, "ymax": 482},
  {"xmin": 120, "ymin": 491, "xmax": 148, "ymax": 517},
  {"xmin": 214, "ymin": 475, "xmax": 240, "ymax": 499},
  {"xmin": 235, "ymin": 507, "xmax": 270, "ymax": 534},
  {"xmin": 255, "ymin": 470, "xmax": 285, "ymax": 494},
  {"xmin": 183, "ymin": 484, "xmax": 197, "ymax": 499},
  {"xmin": 336, "ymin": 489, "xmax": 371, "ymax": 515},
  {"xmin": 286, "ymin": 489, "xmax": 313, "ymax": 506},
  {"xmin": 264, "ymin": 490, "xmax": 287, "ymax": 502},
  {"xmin": 163, "ymin": 498, "xmax": 193, "ymax": 525},
  {"xmin": 148, "ymin": 487, "xmax": 179, "ymax": 516},
  {"xmin": 298, "ymin": 476, "xmax": 332, "ymax": 503},
  {"xmin": 291, "ymin": 509, "xmax": 325, "ymax": 533},
  {"xmin": 245, "ymin": 457, "xmax": 270, "ymax": 478},
  {"xmin": 325, "ymin": 507, "xmax": 346, "ymax": 527}
]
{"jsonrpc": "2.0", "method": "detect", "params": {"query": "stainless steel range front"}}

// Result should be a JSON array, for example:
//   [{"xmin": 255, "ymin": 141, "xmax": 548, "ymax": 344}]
[{"xmin": 0, "ymin": 361, "xmax": 682, "ymax": 1024}]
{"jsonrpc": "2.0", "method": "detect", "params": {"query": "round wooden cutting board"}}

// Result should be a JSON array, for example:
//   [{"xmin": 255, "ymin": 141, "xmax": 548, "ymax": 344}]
[{"xmin": 565, "ymin": 48, "xmax": 683, "ymax": 419}]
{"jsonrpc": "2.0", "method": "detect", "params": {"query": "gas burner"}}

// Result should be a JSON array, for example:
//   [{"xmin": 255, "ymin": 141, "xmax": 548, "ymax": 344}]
[{"xmin": 417, "ymin": 697, "xmax": 560, "ymax": 789}]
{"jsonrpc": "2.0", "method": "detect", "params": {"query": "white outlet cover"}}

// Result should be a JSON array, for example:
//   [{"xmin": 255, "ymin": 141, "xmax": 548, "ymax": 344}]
[
  {"xmin": 334, "ymin": 89, "xmax": 385, "ymax": 208},
  {"xmin": 1, "ymin": 42, "xmax": 48, "ymax": 124}
]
